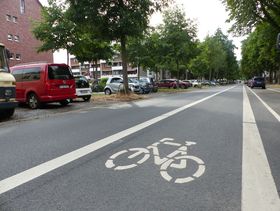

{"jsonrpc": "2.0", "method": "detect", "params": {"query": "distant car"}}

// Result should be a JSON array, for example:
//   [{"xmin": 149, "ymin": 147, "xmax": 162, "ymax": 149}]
[
  {"xmin": 104, "ymin": 76, "xmax": 140, "ymax": 95},
  {"xmin": 249, "ymin": 76, "xmax": 266, "ymax": 89},
  {"xmin": 74, "ymin": 75, "xmax": 92, "ymax": 101},
  {"xmin": 139, "ymin": 77, "xmax": 158, "ymax": 93},
  {"xmin": 182, "ymin": 80, "xmax": 192, "ymax": 88},
  {"xmin": 189, "ymin": 80, "xmax": 202, "ymax": 88},
  {"xmin": 157, "ymin": 79, "xmax": 178, "ymax": 89},
  {"xmin": 178, "ymin": 80, "xmax": 189, "ymax": 89}
]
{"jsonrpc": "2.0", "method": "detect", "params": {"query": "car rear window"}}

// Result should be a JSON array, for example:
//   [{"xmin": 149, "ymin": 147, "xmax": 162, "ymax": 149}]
[{"xmin": 48, "ymin": 65, "xmax": 73, "ymax": 80}]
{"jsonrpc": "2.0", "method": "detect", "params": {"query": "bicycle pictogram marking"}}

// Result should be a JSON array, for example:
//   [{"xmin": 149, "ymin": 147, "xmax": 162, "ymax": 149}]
[{"xmin": 105, "ymin": 138, "xmax": 206, "ymax": 184}]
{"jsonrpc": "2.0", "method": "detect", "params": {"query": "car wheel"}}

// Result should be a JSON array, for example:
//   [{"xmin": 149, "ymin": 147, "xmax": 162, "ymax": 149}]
[
  {"xmin": 104, "ymin": 88, "xmax": 112, "ymax": 95},
  {"xmin": 83, "ymin": 96, "xmax": 91, "ymax": 101},
  {"xmin": 60, "ymin": 100, "xmax": 70, "ymax": 106},
  {"xmin": 262, "ymin": 86, "xmax": 266, "ymax": 89},
  {"xmin": 27, "ymin": 93, "xmax": 40, "ymax": 109}
]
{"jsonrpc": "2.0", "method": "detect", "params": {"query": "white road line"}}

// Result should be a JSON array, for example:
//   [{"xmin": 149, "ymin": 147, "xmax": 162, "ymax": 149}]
[
  {"xmin": 248, "ymin": 88, "xmax": 280, "ymax": 122},
  {"xmin": 242, "ymin": 86, "xmax": 280, "ymax": 211},
  {"xmin": 268, "ymin": 88, "xmax": 280, "ymax": 93},
  {"xmin": 0, "ymin": 86, "xmax": 236, "ymax": 195}
]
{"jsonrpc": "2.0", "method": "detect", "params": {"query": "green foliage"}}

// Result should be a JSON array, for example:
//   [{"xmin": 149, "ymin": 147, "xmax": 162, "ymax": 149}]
[
  {"xmin": 241, "ymin": 23, "xmax": 280, "ymax": 80},
  {"xmin": 66, "ymin": 0, "xmax": 171, "ymax": 93},
  {"xmin": 127, "ymin": 6, "xmax": 198, "ymax": 79},
  {"xmin": 32, "ymin": 0, "xmax": 75, "ymax": 51},
  {"xmin": 160, "ymin": 7, "xmax": 198, "ymax": 78},
  {"xmin": 32, "ymin": 0, "xmax": 113, "ymax": 63},
  {"xmin": 189, "ymin": 29, "xmax": 239, "ymax": 80},
  {"xmin": 223, "ymin": 0, "xmax": 280, "ymax": 35}
]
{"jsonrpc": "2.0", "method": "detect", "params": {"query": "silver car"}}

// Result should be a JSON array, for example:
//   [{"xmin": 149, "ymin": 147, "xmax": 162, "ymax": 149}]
[{"xmin": 104, "ymin": 76, "xmax": 140, "ymax": 95}]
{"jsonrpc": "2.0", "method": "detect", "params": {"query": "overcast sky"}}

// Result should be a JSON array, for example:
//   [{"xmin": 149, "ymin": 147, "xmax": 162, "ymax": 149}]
[{"xmin": 39, "ymin": 0, "xmax": 243, "ymax": 61}]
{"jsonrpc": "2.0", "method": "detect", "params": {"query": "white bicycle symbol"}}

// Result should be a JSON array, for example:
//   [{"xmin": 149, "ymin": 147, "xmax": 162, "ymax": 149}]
[{"xmin": 105, "ymin": 138, "xmax": 205, "ymax": 184}]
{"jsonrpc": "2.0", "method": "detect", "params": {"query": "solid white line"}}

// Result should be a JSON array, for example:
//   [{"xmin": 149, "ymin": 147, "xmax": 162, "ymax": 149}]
[
  {"xmin": 248, "ymin": 88, "xmax": 280, "ymax": 122},
  {"xmin": 0, "ymin": 86, "xmax": 236, "ymax": 195},
  {"xmin": 242, "ymin": 86, "xmax": 280, "ymax": 211}
]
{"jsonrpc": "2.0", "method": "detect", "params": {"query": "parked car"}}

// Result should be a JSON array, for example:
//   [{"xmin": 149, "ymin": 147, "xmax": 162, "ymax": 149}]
[
  {"xmin": 157, "ymin": 79, "xmax": 178, "ymax": 89},
  {"xmin": 182, "ymin": 80, "xmax": 192, "ymax": 88},
  {"xmin": 74, "ymin": 75, "xmax": 92, "ymax": 101},
  {"xmin": 130, "ymin": 78, "xmax": 151, "ymax": 94},
  {"xmin": 177, "ymin": 80, "xmax": 189, "ymax": 89},
  {"xmin": 189, "ymin": 80, "xmax": 202, "ymax": 88},
  {"xmin": 249, "ymin": 76, "xmax": 266, "ymax": 89},
  {"xmin": 104, "ymin": 76, "xmax": 141, "ymax": 95},
  {"xmin": 10, "ymin": 62, "xmax": 76, "ymax": 109},
  {"xmin": 139, "ymin": 77, "xmax": 158, "ymax": 92}
]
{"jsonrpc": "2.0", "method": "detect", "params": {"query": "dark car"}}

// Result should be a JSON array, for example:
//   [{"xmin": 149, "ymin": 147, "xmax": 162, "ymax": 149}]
[
  {"xmin": 249, "ymin": 77, "xmax": 266, "ymax": 89},
  {"xmin": 139, "ymin": 77, "xmax": 158, "ymax": 93}
]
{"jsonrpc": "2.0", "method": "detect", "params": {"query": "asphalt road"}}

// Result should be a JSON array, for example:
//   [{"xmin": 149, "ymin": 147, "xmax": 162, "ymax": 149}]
[{"xmin": 0, "ymin": 85, "xmax": 279, "ymax": 211}]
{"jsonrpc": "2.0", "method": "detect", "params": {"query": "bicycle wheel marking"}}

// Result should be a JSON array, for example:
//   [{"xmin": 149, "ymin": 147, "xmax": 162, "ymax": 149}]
[
  {"xmin": 105, "ymin": 148, "xmax": 150, "ymax": 170},
  {"xmin": 105, "ymin": 138, "xmax": 206, "ymax": 184}
]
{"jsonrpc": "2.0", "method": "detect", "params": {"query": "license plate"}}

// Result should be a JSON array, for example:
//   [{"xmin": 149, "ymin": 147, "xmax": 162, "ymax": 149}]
[
  {"xmin": 60, "ymin": 85, "xmax": 69, "ymax": 88},
  {"xmin": 80, "ymin": 90, "xmax": 89, "ymax": 93}
]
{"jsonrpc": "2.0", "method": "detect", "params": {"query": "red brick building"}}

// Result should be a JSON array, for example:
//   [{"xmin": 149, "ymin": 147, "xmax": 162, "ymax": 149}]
[{"xmin": 0, "ymin": 0, "xmax": 53, "ymax": 67}]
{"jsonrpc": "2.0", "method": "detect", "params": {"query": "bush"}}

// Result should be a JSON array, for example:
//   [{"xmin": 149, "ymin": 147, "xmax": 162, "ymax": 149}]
[{"xmin": 92, "ymin": 77, "xmax": 108, "ymax": 92}]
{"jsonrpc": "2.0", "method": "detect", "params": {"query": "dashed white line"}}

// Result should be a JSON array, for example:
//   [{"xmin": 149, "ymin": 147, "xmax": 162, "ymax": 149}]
[
  {"xmin": 242, "ymin": 86, "xmax": 280, "ymax": 211},
  {"xmin": 0, "ymin": 86, "xmax": 236, "ymax": 195}
]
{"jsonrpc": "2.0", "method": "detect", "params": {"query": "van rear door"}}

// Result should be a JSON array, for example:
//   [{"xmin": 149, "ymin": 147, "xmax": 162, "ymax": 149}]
[{"xmin": 46, "ymin": 64, "xmax": 75, "ymax": 97}]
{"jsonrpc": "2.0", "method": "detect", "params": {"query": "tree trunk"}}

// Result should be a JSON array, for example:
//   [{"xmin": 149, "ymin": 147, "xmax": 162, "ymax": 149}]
[
  {"xmin": 95, "ymin": 59, "xmax": 98, "ymax": 79},
  {"xmin": 176, "ymin": 60, "xmax": 179, "ymax": 79},
  {"xmin": 120, "ymin": 35, "xmax": 129, "ymax": 94}
]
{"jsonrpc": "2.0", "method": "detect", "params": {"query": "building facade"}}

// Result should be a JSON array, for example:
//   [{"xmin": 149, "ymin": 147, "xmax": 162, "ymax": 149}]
[
  {"xmin": 0, "ymin": 0, "xmax": 53, "ymax": 67},
  {"xmin": 70, "ymin": 54, "xmax": 145, "ymax": 79}
]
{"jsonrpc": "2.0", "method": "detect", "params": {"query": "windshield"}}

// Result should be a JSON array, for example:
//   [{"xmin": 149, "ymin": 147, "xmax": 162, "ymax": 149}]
[{"xmin": 0, "ymin": 46, "xmax": 9, "ymax": 72}]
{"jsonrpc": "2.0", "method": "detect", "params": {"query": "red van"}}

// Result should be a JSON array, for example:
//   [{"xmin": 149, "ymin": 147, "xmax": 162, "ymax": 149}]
[{"xmin": 10, "ymin": 62, "xmax": 76, "ymax": 109}]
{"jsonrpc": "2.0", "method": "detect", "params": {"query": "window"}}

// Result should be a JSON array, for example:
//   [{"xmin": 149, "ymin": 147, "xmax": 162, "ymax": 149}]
[
  {"xmin": 14, "ymin": 35, "xmax": 20, "ymax": 42},
  {"xmin": 20, "ymin": 0, "xmax": 25, "ymax": 14},
  {"xmin": 48, "ymin": 65, "xmax": 73, "ymax": 80},
  {"xmin": 7, "ymin": 34, "xmax": 13, "ymax": 41},
  {"xmin": 12, "ymin": 16, "xmax": 18, "ymax": 23},
  {"xmin": 15, "ymin": 54, "xmax": 21, "ymax": 60},
  {"xmin": 6, "ymin": 14, "xmax": 11, "ymax": 21},
  {"xmin": 22, "ymin": 67, "xmax": 41, "ymax": 81},
  {"xmin": 12, "ymin": 69, "xmax": 23, "ymax": 82},
  {"xmin": 9, "ymin": 53, "xmax": 14, "ymax": 60}
]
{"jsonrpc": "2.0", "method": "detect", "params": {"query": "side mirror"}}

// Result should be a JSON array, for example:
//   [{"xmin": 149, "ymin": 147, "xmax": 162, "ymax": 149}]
[{"xmin": 276, "ymin": 33, "xmax": 280, "ymax": 49}]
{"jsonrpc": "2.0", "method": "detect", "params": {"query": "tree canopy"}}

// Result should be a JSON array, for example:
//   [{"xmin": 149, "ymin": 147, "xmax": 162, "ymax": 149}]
[
  {"xmin": 223, "ymin": 0, "xmax": 280, "ymax": 35},
  {"xmin": 66, "ymin": 0, "xmax": 171, "ymax": 93}
]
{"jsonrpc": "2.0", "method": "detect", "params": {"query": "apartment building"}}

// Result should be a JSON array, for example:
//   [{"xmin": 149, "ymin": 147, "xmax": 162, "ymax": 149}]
[
  {"xmin": 0, "ymin": 0, "xmax": 53, "ymax": 67},
  {"xmin": 70, "ymin": 54, "xmax": 141, "ymax": 79}
]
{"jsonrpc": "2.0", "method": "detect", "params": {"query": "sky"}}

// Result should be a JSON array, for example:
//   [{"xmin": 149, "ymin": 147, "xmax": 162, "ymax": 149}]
[{"xmin": 39, "ymin": 0, "xmax": 244, "ymax": 61}]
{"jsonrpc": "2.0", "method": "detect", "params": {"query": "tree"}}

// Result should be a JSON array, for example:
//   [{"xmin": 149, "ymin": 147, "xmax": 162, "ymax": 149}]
[
  {"xmin": 222, "ymin": 0, "xmax": 280, "ymax": 35},
  {"xmin": 67, "ymin": 0, "xmax": 171, "ymax": 94},
  {"xmin": 189, "ymin": 29, "xmax": 239, "ymax": 81},
  {"xmin": 159, "ymin": 7, "xmax": 198, "ymax": 79},
  {"xmin": 32, "ymin": 0, "xmax": 75, "ymax": 52},
  {"xmin": 241, "ymin": 23, "xmax": 280, "ymax": 82},
  {"xmin": 32, "ymin": 0, "xmax": 113, "ymax": 68}
]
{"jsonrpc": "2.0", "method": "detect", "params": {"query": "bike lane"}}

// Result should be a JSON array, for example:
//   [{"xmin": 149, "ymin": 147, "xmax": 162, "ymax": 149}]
[
  {"xmin": 0, "ymin": 86, "xmax": 243, "ymax": 211},
  {"xmin": 246, "ymin": 87, "xmax": 280, "ymax": 199}
]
